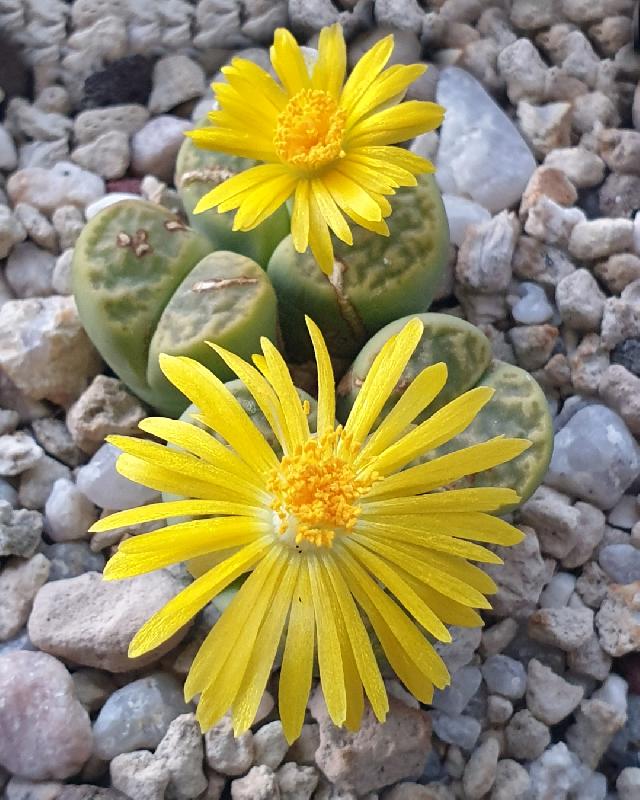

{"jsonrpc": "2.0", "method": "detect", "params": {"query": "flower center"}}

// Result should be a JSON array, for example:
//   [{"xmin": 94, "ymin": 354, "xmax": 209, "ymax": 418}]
[
  {"xmin": 274, "ymin": 89, "xmax": 346, "ymax": 171},
  {"xmin": 267, "ymin": 429, "xmax": 375, "ymax": 549}
]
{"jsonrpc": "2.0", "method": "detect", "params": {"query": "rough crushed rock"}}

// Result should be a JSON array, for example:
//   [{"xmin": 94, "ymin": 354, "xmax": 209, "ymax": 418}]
[{"xmin": 1, "ymin": 1, "xmax": 640, "ymax": 798}]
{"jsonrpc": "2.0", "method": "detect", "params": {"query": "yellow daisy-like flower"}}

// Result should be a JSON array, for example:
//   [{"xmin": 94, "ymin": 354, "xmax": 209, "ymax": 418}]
[
  {"xmin": 92, "ymin": 317, "xmax": 529, "ymax": 742},
  {"xmin": 186, "ymin": 25, "xmax": 444, "ymax": 274}
]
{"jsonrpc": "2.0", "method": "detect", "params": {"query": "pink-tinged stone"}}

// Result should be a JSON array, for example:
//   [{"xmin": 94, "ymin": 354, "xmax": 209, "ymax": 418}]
[
  {"xmin": 28, "ymin": 570, "xmax": 190, "ymax": 672},
  {"xmin": 309, "ymin": 689, "xmax": 432, "ymax": 795},
  {"xmin": 106, "ymin": 178, "xmax": 142, "ymax": 194},
  {"xmin": 0, "ymin": 650, "xmax": 92, "ymax": 779}
]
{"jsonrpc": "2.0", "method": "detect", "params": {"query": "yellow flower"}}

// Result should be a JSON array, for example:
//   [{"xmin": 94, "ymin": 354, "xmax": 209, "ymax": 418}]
[
  {"xmin": 92, "ymin": 317, "xmax": 529, "ymax": 742},
  {"xmin": 186, "ymin": 24, "xmax": 444, "ymax": 274}
]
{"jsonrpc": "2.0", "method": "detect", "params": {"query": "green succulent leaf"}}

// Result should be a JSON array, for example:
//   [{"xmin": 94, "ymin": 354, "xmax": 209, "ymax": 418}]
[{"xmin": 267, "ymin": 174, "xmax": 450, "ymax": 363}]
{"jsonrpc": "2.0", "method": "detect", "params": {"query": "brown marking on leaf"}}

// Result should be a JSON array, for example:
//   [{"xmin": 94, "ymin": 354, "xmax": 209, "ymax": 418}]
[
  {"xmin": 191, "ymin": 277, "xmax": 259, "ymax": 292},
  {"xmin": 115, "ymin": 229, "xmax": 153, "ymax": 257},
  {"xmin": 164, "ymin": 218, "xmax": 189, "ymax": 232},
  {"xmin": 327, "ymin": 258, "xmax": 366, "ymax": 344},
  {"xmin": 178, "ymin": 166, "xmax": 235, "ymax": 189}
]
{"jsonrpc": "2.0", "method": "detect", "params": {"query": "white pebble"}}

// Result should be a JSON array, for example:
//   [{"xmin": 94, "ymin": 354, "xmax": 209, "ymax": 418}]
[
  {"xmin": 511, "ymin": 282, "xmax": 554, "ymax": 324},
  {"xmin": 85, "ymin": 193, "xmax": 141, "ymax": 220},
  {"xmin": 76, "ymin": 443, "xmax": 159, "ymax": 510},
  {"xmin": 44, "ymin": 478, "xmax": 98, "ymax": 542}
]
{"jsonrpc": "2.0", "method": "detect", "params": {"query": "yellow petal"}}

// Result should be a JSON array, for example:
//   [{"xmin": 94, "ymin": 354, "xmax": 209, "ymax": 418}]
[
  {"xmin": 119, "ymin": 517, "xmax": 268, "ymax": 556},
  {"xmin": 104, "ymin": 518, "xmax": 269, "ymax": 579},
  {"xmin": 115, "ymin": 453, "xmax": 250, "ymax": 503},
  {"xmin": 107, "ymin": 435, "xmax": 265, "ymax": 503},
  {"xmin": 232, "ymin": 559, "xmax": 299, "ymax": 734},
  {"xmin": 323, "ymin": 554, "xmax": 388, "ymax": 723},
  {"xmin": 334, "ymin": 158, "xmax": 399, "ymax": 195},
  {"xmin": 340, "ymin": 34, "xmax": 394, "ymax": 117},
  {"xmin": 366, "ymin": 511, "xmax": 524, "ymax": 546},
  {"xmin": 308, "ymin": 190, "xmax": 335, "ymax": 275},
  {"xmin": 323, "ymin": 168, "xmax": 383, "ymax": 223},
  {"xmin": 344, "ymin": 539, "xmax": 451, "ymax": 642},
  {"xmin": 129, "ymin": 539, "xmax": 269, "ymax": 658},
  {"xmin": 349, "ymin": 534, "xmax": 491, "ymax": 609},
  {"xmin": 348, "ymin": 578, "xmax": 435, "ymax": 703},
  {"xmin": 222, "ymin": 57, "xmax": 287, "ymax": 113},
  {"xmin": 340, "ymin": 205, "xmax": 390, "ymax": 236},
  {"xmin": 192, "ymin": 164, "xmax": 290, "ymax": 216},
  {"xmin": 138, "ymin": 418, "xmax": 264, "ymax": 488},
  {"xmin": 232, "ymin": 171, "xmax": 296, "ymax": 231},
  {"xmin": 407, "ymin": 576, "xmax": 484, "ymax": 628},
  {"xmin": 368, "ymin": 386, "xmax": 496, "ymax": 476},
  {"xmin": 346, "ymin": 64, "xmax": 427, "ymax": 127},
  {"xmin": 359, "ymin": 145, "xmax": 435, "ymax": 175},
  {"xmin": 356, "ymin": 520, "xmax": 503, "ymax": 564},
  {"xmin": 355, "ymin": 362, "xmax": 447, "ymax": 469},
  {"xmin": 185, "ymin": 128, "xmax": 277, "ymax": 163},
  {"xmin": 340, "ymin": 548, "xmax": 449, "ymax": 691},
  {"xmin": 270, "ymin": 28, "xmax": 310, "ymax": 96},
  {"xmin": 206, "ymin": 342, "xmax": 287, "ymax": 450},
  {"xmin": 260, "ymin": 337, "xmax": 309, "ymax": 450},
  {"xmin": 196, "ymin": 552, "xmax": 289, "ymax": 731},
  {"xmin": 362, "ymin": 487, "xmax": 520, "ymax": 515},
  {"xmin": 311, "ymin": 178, "xmax": 353, "ymax": 245},
  {"xmin": 312, "ymin": 23, "xmax": 346, "ymax": 99},
  {"xmin": 184, "ymin": 549, "xmax": 283, "ymax": 700},
  {"xmin": 321, "ymin": 564, "xmax": 364, "ymax": 731},
  {"xmin": 308, "ymin": 558, "xmax": 346, "ymax": 726},
  {"xmin": 89, "ymin": 499, "xmax": 263, "ymax": 533},
  {"xmin": 346, "ymin": 101, "xmax": 445, "ymax": 148},
  {"xmin": 280, "ymin": 564, "xmax": 315, "ymax": 743},
  {"xmin": 209, "ymin": 82, "xmax": 280, "ymax": 131},
  {"xmin": 159, "ymin": 354, "xmax": 279, "ymax": 474},
  {"xmin": 305, "ymin": 317, "xmax": 335, "ymax": 437},
  {"xmin": 368, "ymin": 437, "xmax": 532, "ymax": 499},
  {"xmin": 343, "ymin": 318, "xmax": 423, "ymax": 449},
  {"xmin": 291, "ymin": 179, "xmax": 311, "ymax": 253},
  {"xmin": 343, "ymin": 151, "xmax": 421, "ymax": 188}
]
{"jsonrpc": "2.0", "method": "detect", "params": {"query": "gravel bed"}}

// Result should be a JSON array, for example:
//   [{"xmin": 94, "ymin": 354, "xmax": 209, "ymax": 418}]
[{"xmin": 2, "ymin": 1, "xmax": 640, "ymax": 799}]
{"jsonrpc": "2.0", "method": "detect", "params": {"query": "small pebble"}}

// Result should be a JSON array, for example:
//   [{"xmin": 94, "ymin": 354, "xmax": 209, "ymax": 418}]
[
  {"xmin": 131, "ymin": 116, "xmax": 192, "ymax": 183},
  {"xmin": 0, "ymin": 501, "xmax": 43, "ymax": 558},
  {"xmin": 505, "ymin": 709, "xmax": 550, "ymax": 760},
  {"xmin": 432, "ymin": 666, "xmax": 482, "ymax": 716},
  {"xmin": 0, "ymin": 651, "xmax": 92, "ymax": 780},
  {"xmin": 510, "ymin": 282, "xmax": 554, "ymax": 324},
  {"xmin": 528, "ymin": 606, "xmax": 594, "ymax": 651},
  {"xmin": 93, "ymin": 673, "xmax": 191, "ymax": 760},
  {"xmin": 76, "ymin": 443, "xmax": 159, "ymax": 510},
  {"xmin": 205, "ymin": 715, "xmax": 255, "ymax": 777},
  {"xmin": 41, "ymin": 542, "xmax": 105, "ymax": 582},
  {"xmin": 431, "ymin": 712, "xmax": 482, "ymax": 751},
  {"xmin": 546, "ymin": 405, "xmax": 640, "ymax": 509},
  {"xmin": 0, "ymin": 554, "xmax": 50, "ymax": 640},
  {"xmin": 462, "ymin": 738, "xmax": 500, "ymax": 800},
  {"xmin": 526, "ymin": 658, "xmax": 584, "ymax": 725},
  {"xmin": 481, "ymin": 655, "xmax": 527, "ymax": 700},
  {"xmin": 253, "ymin": 721, "xmax": 289, "ymax": 770},
  {"xmin": 45, "ymin": 478, "xmax": 98, "ymax": 542},
  {"xmin": 110, "ymin": 750, "xmax": 170, "ymax": 800},
  {"xmin": 599, "ymin": 543, "xmax": 640, "ymax": 584},
  {"xmin": 154, "ymin": 713, "xmax": 208, "ymax": 800}
]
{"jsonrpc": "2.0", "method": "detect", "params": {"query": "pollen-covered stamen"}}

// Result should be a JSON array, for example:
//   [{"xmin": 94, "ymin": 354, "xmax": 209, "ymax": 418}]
[
  {"xmin": 267, "ymin": 428, "xmax": 377, "ymax": 549},
  {"xmin": 274, "ymin": 88, "xmax": 347, "ymax": 171}
]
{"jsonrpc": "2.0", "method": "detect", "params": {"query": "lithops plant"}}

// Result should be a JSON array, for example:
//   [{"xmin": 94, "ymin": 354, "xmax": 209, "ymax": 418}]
[
  {"xmin": 267, "ymin": 174, "xmax": 449, "ymax": 364},
  {"xmin": 72, "ymin": 200, "xmax": 277, "ymax": 417},
  {"xmin": 338, "ymin": 312, "xmax": 553, "ymax": 504},
  {"xmin": 175, "ymin": 134, "xmax": 289, "ymax": 267}
]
